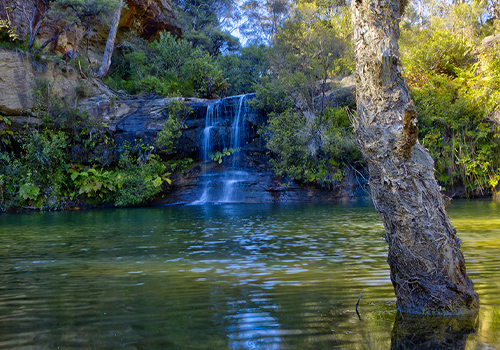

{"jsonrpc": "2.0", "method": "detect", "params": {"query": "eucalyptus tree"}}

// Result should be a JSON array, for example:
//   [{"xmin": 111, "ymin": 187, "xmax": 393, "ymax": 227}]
[
  {"xmin": 31, "ymin": 0, "xmax": 121, "ymax": 58},
  {"xmin": 240, "ymin": 0, "xmax": 291, "ymax": 45},
  {"xmin": 50, "ymin": 0, "xmax": 120, "ymax": 58},
  {"xmin": 20, "ymin": 0, "xmax": 50, "ymax": 51},
  {"xmin": 96, "ymin": 0, "xmax": 122, "ymax": 78},
  {"xmin": 351, "ymin": 0, "xmax": 479, "ymax": 314},
  {"xmin": 171, "ymin": 0, "xmax": 240, "ymax": 54}
]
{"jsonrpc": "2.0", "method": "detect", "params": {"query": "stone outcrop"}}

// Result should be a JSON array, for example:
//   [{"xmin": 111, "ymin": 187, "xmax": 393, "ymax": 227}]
[
  {"xmin": 0, "ymin": 50, "xmax": 82, "ymax": 116},
  {"xmin": 481, "ymin": 34, "xmax": 500, "ymax": 52},
  {"xmin": 162, "ymin": 157, "xmax": 367, "ymax": 205},
  {"xmin": 1, "ymin": 0, "xmax": 181, "ymax": 64},
  {"xmin": 80, "ymin": 94, "xmax": 207, "ymax": 152},
  {"xmin": 121, "ymin": 0, "xmax": 181, "ymax": 39},
  {"xmin": 314, "ymin": 75, "xmax": 356, "ymax": 112}
]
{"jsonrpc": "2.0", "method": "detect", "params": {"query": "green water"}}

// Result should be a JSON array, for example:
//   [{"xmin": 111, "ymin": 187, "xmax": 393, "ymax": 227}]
[{"xmin": 0, "ymin": 200, "xmax": 498, "ymax": 349}]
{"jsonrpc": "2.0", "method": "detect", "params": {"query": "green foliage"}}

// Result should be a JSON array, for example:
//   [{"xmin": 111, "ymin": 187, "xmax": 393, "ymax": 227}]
[
  {"xmin": 165, "ymin": 158, "xmax": 194, "ymax": 174},
  {"xmin": 183, "ymin": 26, "xmax": 240, "ymax": 55},
  {"xmin": 0, "ymin": 129, "xmax": 70, "ymax": 209},
  {"xmin": 0, "ymin": 12, "xmax": 19, "ymax": 42},
  {"xmin": 216, "ymin": 44, "xmax": 270, "ymax": 95},
  {"xmin": 50, "ymin": 0, "xmax": 120, "ymax": 37},
  {"xmin": 262, "ymin": 107, "xmax": 361, "ymax": 184},
  {"xmin": 107, "ymin": 32, "xmax": 228, "ymax": 98},
  {"xmin": 171, "ymin": 0, "xmax": 240, "ymax": 55},
  {"xmin": 0, "ymin": 35, "xmax": 28, "ymax": 51},
  {"xmin": 210, "ymin": 147, "xmax": 240, "ymax": 163},
  {"xmin": 31, "ymin": 79, "xmax": 116, "ymax": 166},
  {"xmin": 240, "ymin": 0, "xmax": 290, "ymax": 45},
  {"xmin": 68, "ymin": 166, "xmax": 120, "ymax": 201},
  {"xmin": 114, "ymin": 154, "xmax": 170, "ymax": 207},
  {"xmin": 156, "ymin": 100, "xmax": 190, "ymax": 152},
  {"xmin": 401, "ymin": 28, "xmax": 474, "ymax": 81},
  {"xmin": 0, "ymin": 116, "xmax": 14, "ymax": 150},
  {"xmin": 42, "ymin": 0, "xmax": 121, "ymax": 57},
  {"xmin": 401, "ymin": 25, "xmax": 500, "ymax": 195},
  {"xmin": 0, "ymin": 151, "xmax": 21, "ymax": 210},
  {"xmin": 253, "ymin": 2, "xmax": 352, "ymax": 117},
  {"xmin": 65, "ymin": 154, "xmax": 170, "ymax": 207},
  {"xmin": 0, "ymin": 101, "xmax": 184, "ymax": 211},
  {"xmin": 252, "ymin": 2, "xmax": 359, "ymax": 186}
]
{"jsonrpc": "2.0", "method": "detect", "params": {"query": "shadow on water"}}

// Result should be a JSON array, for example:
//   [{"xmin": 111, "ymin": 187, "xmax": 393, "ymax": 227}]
[{"xmin": 391, "ymin": 311, "xmax": 478, "ymax": 350}]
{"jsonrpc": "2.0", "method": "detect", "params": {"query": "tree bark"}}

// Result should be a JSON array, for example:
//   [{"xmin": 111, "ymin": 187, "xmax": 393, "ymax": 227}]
[
  {"xmin": 96, "ymin": 0, "xmax": 122, "ymax": 79},
  {"xmin": 23, "ymin": 0, "xmax": 49, "ymax": 52},
  {"xmin": 351, "ymin": 0, "xmax": 479, "ymax": 314}
]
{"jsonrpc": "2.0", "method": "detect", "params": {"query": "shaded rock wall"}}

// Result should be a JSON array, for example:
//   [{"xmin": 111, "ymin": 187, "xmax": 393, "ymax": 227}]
[{"xmin": 1, "ymin": 0, "xmax": 181, "ymax": 64}]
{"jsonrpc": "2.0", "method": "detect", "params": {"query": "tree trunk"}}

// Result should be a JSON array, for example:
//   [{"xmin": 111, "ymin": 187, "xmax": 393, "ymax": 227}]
[
  {"xmin": 96, "ymin": 0, "xmax": 122, "ymax": 79},
  {"xmin": 351, "ymin": 0, "xmax": 479, "ymax": 314}
]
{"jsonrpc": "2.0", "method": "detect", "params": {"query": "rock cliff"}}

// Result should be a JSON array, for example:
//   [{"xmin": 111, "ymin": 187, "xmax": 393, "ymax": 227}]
[
  {"xmin": 0, "ymin": 50, "xmax": 82, "ymax": 116},
  {"xmin": 1, "ymin": 0, "xmax": 181, "ymax": 64},
  {"xmin": 0, "ymin": 50, "xmax": 365, "ymax": 205}
]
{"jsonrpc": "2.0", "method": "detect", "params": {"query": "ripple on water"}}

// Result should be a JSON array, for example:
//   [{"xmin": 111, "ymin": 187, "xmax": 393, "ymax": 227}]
[{"xmin": 0, "ymin": 201, "xmax": 498, "ymax": 349}]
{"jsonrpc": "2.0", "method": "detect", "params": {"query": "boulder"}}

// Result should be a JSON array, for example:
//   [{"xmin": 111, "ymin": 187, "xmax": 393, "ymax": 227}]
[
  {"xmin": 481, "ymin": 34, "xmax": 500, "ymax": 52},
  {"xmin": 314, "ymin": 75, "xmax": 356, "ymax": 111}
]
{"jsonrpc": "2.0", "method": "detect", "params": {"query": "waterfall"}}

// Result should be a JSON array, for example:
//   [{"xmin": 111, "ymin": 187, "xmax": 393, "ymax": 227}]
[
  {"xmin": 191, "ymin": 94, "xmax": 254, "ymax": 204},
  {"xmin": 196, "ymin": 101, "xmax": 221, "ymax": 203}
]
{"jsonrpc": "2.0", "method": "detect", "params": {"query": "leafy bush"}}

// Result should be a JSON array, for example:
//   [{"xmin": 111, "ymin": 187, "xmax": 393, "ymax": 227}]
[
  {"xmin": 402, "ymin": 27, "xmax": 500, "ymax": 195},
  {"xmin": 156, "ymin": 99, "xmax": 190, "ymax": 153},
  {"xmin": 114, "ymin": 154, "xmax": 170, "ymax": 207},
  {"xmin": 210, "ymin": 147, "xmax": 239, "ymax": 164},
  {"xmin": 107, "ymin": 32, "xmax": 228, "ymax": 98},
  {"xmin": 216, "ymin": 44, "xmax": 270, "ymax": 95},
  {"xmin": 261, "ymin": 107, "xmax": 361, "ymax": 184},
  {"xmin": 0, "ymin": 129, "xmax": 69, "ymax": 209},
  {"xmin": 0, "ymin": 151, "xmax": 21, "ymax": 210},
  {"xmin": 401, "ymin": 28, "xmax": 475, "ymax": 82},
  {"xmin": 68, "ymin": 166, "xmax": 121, "ymax": 202}
]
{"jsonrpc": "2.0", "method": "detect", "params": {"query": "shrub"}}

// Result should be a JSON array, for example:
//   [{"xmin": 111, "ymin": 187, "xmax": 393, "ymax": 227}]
[
  {"xmin": 261, "ymin": 107, "xmax": 361, "ymax": 184},
  {"xmin": 107, "ymin": 32, "xmax": 228, "ymax": 98}
]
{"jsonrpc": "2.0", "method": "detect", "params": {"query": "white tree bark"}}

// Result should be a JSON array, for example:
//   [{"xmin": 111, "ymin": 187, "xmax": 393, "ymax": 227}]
[
  {"xmin": 352, "ymin": 0, "xmax": 479, "ymax": 314},
  {"xmin": 96, "ymin": 0, "xmax": 122, "ymax": 79}
]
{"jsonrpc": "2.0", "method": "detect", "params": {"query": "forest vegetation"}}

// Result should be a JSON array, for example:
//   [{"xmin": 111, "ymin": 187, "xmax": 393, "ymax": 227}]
[{"xmin": 0, "ymin": 0, "xmax": 499, "ymax": 211}]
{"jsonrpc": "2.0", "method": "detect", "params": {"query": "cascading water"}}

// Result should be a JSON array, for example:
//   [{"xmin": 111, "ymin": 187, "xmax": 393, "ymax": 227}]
[
  {"xmin": 196, "ymin": 101, "xmax": 221, "ymax": 203},
  {"xmin": 191, "ymin": 94, "xmax": 254, "ymax": 204}
]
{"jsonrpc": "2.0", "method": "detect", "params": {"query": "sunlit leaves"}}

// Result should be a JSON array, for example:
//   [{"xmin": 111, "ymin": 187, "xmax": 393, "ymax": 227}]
[{"xmin": 402, "ymin": 24, "xmax": 500, "ymax": 195}]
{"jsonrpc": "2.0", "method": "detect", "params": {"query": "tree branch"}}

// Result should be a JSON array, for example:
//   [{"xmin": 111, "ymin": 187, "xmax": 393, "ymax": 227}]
[{"xmin": 34, "ymin": 24, "xmax": 73, "ymax": 55}]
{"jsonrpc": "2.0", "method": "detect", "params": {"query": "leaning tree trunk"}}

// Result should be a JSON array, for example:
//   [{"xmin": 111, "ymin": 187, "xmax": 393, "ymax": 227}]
[
  {"xmin": 96, "ymin": 0, "xmax": 122, "ymax": 79},
  {"xmin": 352, "ymin": 0, "xmax": 479, "ymax": 314}
]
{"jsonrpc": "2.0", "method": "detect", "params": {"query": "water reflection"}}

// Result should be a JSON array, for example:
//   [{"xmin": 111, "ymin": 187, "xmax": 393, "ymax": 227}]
[
  {"xmin": 227, "ymin": 289, "xmax": 283, "ymax": 350},
  {"xmin": 0, "ymin": 200, "xmax": 499, "ymax": 349},
  {"xmin": 391, "ymin": 311, "xmax": 478, "ymax": 350}
]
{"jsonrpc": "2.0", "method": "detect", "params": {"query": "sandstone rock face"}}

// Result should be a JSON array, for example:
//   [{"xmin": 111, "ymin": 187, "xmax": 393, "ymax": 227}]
[
  {"xmin": 162, "ymin": 158, "xmax": 367, "ymax": 205},
  {"xmin": 122, "ymin": 0, "xmax": 181, "ymax": 39},
  {"xmin": 80, "ymin": 94, "xmax": 199, "ymax": 149},
  {"xmin": 78, "ymin": 94, "xmax": 262, "ymax": 155},
  {"xmin": 481, "ymin": 34, "xmax": 500, "ymax": 52},
  {"xmin": 0, "ymin": 50, "xmax": 82, "ymax": 115},
  {"xmin": 1, "ymin": 0, "xmax": 181, "ymax": 63},
  {"xmin": 0, "ymin": 50, "xmax": 33, "ymax": 115}
]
